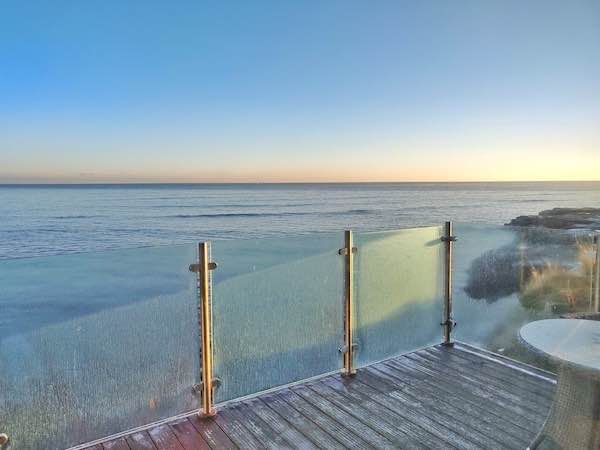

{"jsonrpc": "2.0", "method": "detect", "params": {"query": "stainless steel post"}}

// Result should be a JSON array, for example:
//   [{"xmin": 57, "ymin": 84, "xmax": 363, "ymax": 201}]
[
  {"xmin": 190, "ymin": 242, "xmax": 218, "ymax": 416},
  {"xmin": 594, "ymin": 235, "xmax": 599, "ymax": 313},
  {"xmin": 442, "ymin": 221, "xmax": 456, "ymax": 345},
  {"xmin": 340, "ymin": 230, "xmax": 356, "ymax": 376}
]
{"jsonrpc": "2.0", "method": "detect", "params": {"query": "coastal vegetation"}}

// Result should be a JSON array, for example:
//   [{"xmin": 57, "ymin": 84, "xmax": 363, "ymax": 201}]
[
  {"xmin": 465, "ymin": 229, "xmax": 596, "ymax": 314},
  {"xmin": 461, "ymin": 208, "xmax": 599, "ymax": 368}
]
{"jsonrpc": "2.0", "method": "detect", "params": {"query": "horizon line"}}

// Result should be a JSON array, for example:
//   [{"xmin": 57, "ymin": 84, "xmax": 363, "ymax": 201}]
[{"xmin": 1, "ymin": 179, "xmax": 600, "ymax": 186}]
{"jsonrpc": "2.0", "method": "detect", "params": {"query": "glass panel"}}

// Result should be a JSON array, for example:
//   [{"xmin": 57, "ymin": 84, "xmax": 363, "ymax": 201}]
[
  {"xmin": 211, "ymin": 234, "xmax": 344, "ymax": 403},
  {"xmin": 453, "ymin": 223, "xmax": 596, "ymax": 369},
  {"xmin": 354, "ymin": 226, "xmax": 445, "ymax": 367},
  {"xmin": 0, "ymin": 245, "xmax": 198, "ymax": 450}
]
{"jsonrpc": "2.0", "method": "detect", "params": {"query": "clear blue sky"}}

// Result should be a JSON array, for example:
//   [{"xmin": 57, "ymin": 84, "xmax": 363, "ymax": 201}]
[{"xmin": 1, "ymin": 0, "xmax": 599, "ymax": 182}]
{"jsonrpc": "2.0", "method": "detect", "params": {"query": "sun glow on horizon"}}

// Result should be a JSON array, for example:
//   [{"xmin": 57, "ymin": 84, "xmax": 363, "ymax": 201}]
[{"xmin": 1, "ymin": 1, "xmax": 599, "ymax": 182}]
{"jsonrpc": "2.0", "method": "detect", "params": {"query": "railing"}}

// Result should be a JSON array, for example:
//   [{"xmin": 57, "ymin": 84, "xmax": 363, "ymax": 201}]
[
  {"xmin": 0, "ymin": 245, "xmax": 200, "ymax": 450},
  {"xmin": 191, "ymin": 224, "xmax": 452, "ymax": 412},
  {"xmin": 452, "ymin": 223, "xmax": 600, "ymax": 370},
  {"xmin": 0, "ymin": 223, "xmax": 598, "ymax": 449}
]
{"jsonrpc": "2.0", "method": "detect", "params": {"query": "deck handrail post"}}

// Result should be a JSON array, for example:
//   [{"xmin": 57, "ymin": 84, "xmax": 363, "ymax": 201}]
[
  {"xmin": 442, "ymin": 221, "xmax": 456, "ymax": 346},
  {"xmin": 341, "ymin": 230, "xmax": 357, "ymax": 376},
  {"xmin": 198, "ymin": 241, "xmax": 217, "ymax": 417},
  {"xmin": 594, "ymin": 234, "xmax": 600, "ymax": 313}
]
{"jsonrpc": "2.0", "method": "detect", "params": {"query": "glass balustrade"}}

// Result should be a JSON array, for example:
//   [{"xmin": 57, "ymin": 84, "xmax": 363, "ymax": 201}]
[
  {"xmin": 210, "ymin": 234, "xmax": 345, "ymax": 403},
  {"xmin": 353, "ymin": 226, "xmax": 445, "ymax": 367},
  {"xmin": 453, "ymin": 223, "xmax": 597, "ymax": 369},
  {"xmin": 0, "ymin": 245, "xmax": 199, "ymax": 450},
  {"xmin": 2, "ymin": 223, "xmax": 596, "ymax": 449}
]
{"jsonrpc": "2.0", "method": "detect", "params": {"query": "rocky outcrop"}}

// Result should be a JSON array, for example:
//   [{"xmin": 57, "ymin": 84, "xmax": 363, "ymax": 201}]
[
  {"xmin": 506, "ymin": 207, "xmax": 600, "ymax": 230},
  {"xmin": 560, "ymin": 312, "xmax": 600, "ymax": 320},
  {"xmin": 463, "ymin": 247, "xmax": 522, "ymax": 301}
]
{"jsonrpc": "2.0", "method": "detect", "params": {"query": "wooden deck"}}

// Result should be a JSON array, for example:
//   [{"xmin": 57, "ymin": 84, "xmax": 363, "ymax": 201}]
[{"xmin": 80, "ymin": 343, "xmax": 556, "ymax": 450}]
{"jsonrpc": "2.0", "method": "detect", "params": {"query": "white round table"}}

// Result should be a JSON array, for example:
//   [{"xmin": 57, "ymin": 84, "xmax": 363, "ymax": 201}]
[{"xmin": 520, "ymin": 319, "xmax": 600, "ymax": 450}]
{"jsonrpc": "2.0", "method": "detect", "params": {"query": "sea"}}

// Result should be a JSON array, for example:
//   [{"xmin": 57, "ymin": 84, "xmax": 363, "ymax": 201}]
[
  {"xmin": 1, "ymin": 181, "xmax": 599, "ymax": 259},
  {"xmin": 2, "ymin": 181, "xmax": 600, "ymax": 449}
]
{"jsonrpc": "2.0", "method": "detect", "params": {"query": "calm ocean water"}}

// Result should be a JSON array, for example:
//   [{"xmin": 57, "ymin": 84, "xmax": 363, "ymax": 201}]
[
  {"xmin": 2, "ymin": 182, "xmax": 600, "ymax": 449},
  {"xmin": 1, "ymin": 182, "xmax": 599, "ymax": 259}
]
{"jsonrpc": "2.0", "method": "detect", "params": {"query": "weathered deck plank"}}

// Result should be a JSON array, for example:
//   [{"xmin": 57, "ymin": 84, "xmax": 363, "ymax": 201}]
[
  {"xmin": 383, "ymin": 352, "xmax": 543, "ymax": 435},
  {"xmin": 188, "ymin": 415, "xmax": 237, "ymax": 449},
  {"xmin": 261, "ymin": 392, "xmax": 345, "ymax": 449},
  {"xmin": 366, "ymin": 364, "xmax": 528, "ymax": 448},
  {"xmin": 245, "ymin": 397, "xmax": 317, "ymax": 449},
  {"xmin": 147, "ymin": 424, "xmax": 184, "ymax": 450},
  {"xmin": 392, "ymin": 354, "xmax": 545, "ymax": 422},
  {"xmin": 423, "ymin": 347, "xmax": 555, "ymax": 403},
  {"xmin": 169, "ymin": 419, "xmax": 211, "ymax": 450},
  {"xmin": 278, "ymin": 388, "xmax": 375, "ymax": 449},
  {"xmin": 426, "ymin": 346, "xmax": 555, "ymax": 400},
  {"xmin": 212, "ymin": 406, "xmax": 265, "ymax": 450},
  {"xmin": 322, "ymin": 375, "xmax": 447, "ymax": 449},
  {"xmin": 102, "ymin": 437, "xmax": 130, "ymax": 450},
  {"xmin": 367, "ymin": 364, "xmax": 525, "ymax": 449},
  {"xmin": 301, "ymin": 379, "xmax": 428, "ymax": 449},
  {"xmin": 125, "ymin": 431, "xmax": 157, "ymax": 450},
  {"xmin": 292, "ymin": 383, "xmax": 397, "ymax": 449},
  {"xmin": 405, "ymin": 352, "xmax": 551, "ymax": 415},
  {"xmin": 80, "ymin": 344, "xmax": 556, "ymax": 450},
  {"xmin": 224, "ymin": 402, "xmax": 294, "ymax": 449},
  {"xmin": 350, "ymin": 373, "xmax": 481, "ymax": 450}
]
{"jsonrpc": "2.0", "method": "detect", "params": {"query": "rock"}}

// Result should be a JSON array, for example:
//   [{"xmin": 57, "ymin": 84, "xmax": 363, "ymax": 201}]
[
  {"xmin": 463, "ymin": 247, "xmax": 522, "ymax": 301},
  {"xmin": 560, "ymin": 312, "xmax": 600, "ymax": 321},
  {"xmin": 506, "ymin": 207, "xmax": 600, "ymax": 230}
]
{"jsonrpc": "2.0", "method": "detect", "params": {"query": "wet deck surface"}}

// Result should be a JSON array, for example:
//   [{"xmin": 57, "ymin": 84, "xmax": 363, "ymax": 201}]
[{"xmin": 81, "ymin": 343, "xmax": 556, "ymax": 450}]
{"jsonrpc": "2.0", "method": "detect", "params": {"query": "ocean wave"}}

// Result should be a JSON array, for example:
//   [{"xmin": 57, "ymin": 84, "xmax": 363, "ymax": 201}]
[
  {"xmin": 52, "ymin": 215, "xmax": 101, "ymax": 219},
  {"xmin": 171, "ymin": 209, "xmax": 377, "ymax": 218},
  {"xmin": 170, "ymin": 209, "xmax": 379, "ymax": 219},
  {"xmin": 170, "ymin": 212, "xmax": 311, "ymax": 218},
  {"xmin": 148, "ymin": 205, "xmax": 198, "ymax": 208},
  {"xmin": 154, "ymin": 203, "xmax": 315, "ymax": 208},
  {"xmin": 346, "ymin": 209, "xmax": 374, "ymax": 214}
]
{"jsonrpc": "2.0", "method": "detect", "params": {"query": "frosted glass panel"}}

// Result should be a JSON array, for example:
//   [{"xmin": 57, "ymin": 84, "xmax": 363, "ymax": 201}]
[
  {"xmin": 0, "ymin": 245, "xmax": 198, "ymax": 450},
  {"xmin": 453, "ymin": 223, "xmax": 596, "ymax": 369},
  {"xmin": 354, "ymin": 226, "xmax": 445, "ymax": 367},
  {"xmin": 211, "ymin": 234, "xmax": 344, "ymax": 403}
]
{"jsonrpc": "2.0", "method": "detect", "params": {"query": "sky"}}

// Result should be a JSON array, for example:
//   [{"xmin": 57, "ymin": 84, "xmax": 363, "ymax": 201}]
[{"xmin": 0, "ymin": 0, "xmax": 599, "ymax": 183}]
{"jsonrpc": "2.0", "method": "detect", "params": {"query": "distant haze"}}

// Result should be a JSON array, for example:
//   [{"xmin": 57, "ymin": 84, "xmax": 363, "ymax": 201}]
[{"xmin": 1, "ymin": 1, "xmax": 599, "ymax": 182}]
